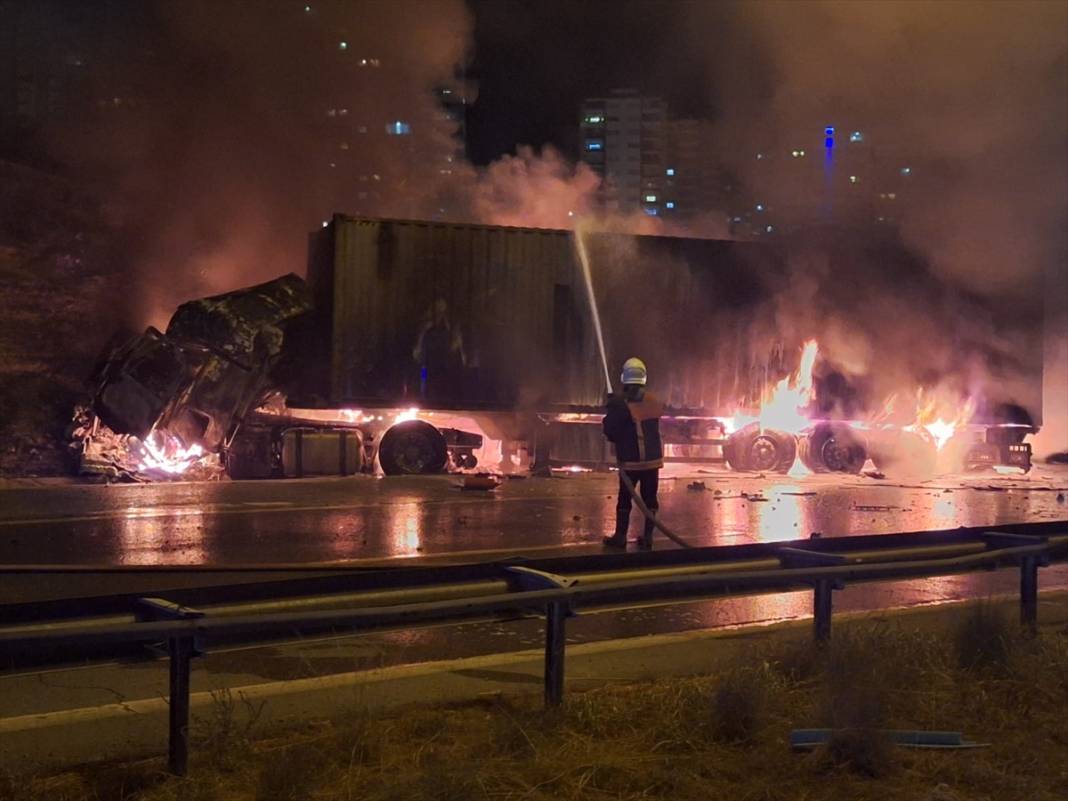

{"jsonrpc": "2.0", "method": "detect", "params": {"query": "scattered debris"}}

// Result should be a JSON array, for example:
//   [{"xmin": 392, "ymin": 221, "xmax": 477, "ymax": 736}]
[
  {"xmin": 687, "ymin": 481, "xmax": 708, "ymax": 492},
  {"xmin": 862, "ymin": 469, "xmax": 886, "ymax": 479},
  {"xmin": 782, "ymin": 491, "xmax": 817, "ymax": 497},
  {"xmin": 853, "ymin": 504, "xmax": 898, "ymax": 512},
  {"xmin": 1058, "ymin": 493, "xmax": 1065, "ymax": 503},
  {"xmin": 741, "ymin": 491, "xmax": 768, "ymax": 502},
  {"xmin": 460, "ymin": 474, "xmax": 500, "ymax": 491},
  {"xmin": 809, "ymin": 531, "xmax": 823, "ymax": 539}
]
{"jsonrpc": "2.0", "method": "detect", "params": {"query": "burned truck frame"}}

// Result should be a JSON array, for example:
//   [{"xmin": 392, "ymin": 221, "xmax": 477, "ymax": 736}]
[{"xmin": 87, "ymin": 216, "xmax": 1040, "ymax": 479}]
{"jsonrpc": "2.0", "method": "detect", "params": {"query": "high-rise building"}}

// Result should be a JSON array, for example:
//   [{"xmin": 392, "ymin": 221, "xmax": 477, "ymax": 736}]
[{"xmin": 579, "ymin": 90, "xmax": 667, "ymax": 215}]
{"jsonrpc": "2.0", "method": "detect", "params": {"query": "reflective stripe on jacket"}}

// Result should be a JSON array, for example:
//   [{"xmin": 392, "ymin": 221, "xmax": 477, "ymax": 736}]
[{"xmin": 603, "ymin": 391, "xmax": 664, "ymax": 470}]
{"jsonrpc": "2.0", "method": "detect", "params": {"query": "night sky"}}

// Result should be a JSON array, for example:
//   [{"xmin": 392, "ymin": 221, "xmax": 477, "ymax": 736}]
[{"xmin": 465, "ymin": 0, "xmax": 719, "ymax": 164}]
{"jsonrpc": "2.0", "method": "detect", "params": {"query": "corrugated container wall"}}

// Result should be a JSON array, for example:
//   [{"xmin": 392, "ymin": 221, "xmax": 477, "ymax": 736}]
[{"xmin": 307, "ymin": 216, "xmax": 779, "ymax": 411}]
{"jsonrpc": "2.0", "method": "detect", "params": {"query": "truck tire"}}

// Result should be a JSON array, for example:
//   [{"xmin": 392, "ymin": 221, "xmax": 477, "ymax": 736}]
[
  {"xmin": 799, "ymin": 422, "xmax": 867, "ymax": 474},
  {"xmin": 378, "ymin": 420, "xmax": 448, "ymax": 475},
  {"xmin": 724, "ymin": 423, "xmax": 797, "ymax": 473}
]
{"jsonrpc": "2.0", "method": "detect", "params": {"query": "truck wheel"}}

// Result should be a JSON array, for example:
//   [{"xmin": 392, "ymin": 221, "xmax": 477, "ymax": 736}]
[
  {"xmin": 725, "ymin": 423, "xmax": 797, "ymax": 473},
  {"xmin": 378, "ymin": 420, "xmax": 448, "ymax": 475},
  {"xmin": 799, "ymin": 423, "xmax": 867, "ymax": 473}
]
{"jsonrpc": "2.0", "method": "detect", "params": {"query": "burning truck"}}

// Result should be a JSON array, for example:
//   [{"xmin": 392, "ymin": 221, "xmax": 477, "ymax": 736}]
[{"xmin": 76, "ymin": 215, "xmax": 1039, "ymax": 480}]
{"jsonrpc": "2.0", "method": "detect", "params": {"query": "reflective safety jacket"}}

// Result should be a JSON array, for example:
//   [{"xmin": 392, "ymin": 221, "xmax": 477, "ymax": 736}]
[{"xmin": 603, "ymin": 390, "xmax": 664, "ymax": 470}]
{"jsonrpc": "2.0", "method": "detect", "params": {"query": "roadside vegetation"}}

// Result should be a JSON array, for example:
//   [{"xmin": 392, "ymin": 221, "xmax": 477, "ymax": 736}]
[{"xmin": 4, "ymin": 606, "xmax": 1067, "ymax": 801}]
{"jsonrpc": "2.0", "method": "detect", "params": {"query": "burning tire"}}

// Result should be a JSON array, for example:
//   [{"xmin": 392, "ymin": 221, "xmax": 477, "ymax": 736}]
[
  {"xmin": 867, "ymin": 428, "xmax": 937, "ymax": 476},
  {"xmin": 724, "ymin": 423, "xmax": 797, "ymax": 473},
  {"xmin": 798, "ymin": 422, "xmax": 867, "ymax": 474},
  {"xmin": 378, "ymin": 420, "xmax": 448, "ymax": 475}
]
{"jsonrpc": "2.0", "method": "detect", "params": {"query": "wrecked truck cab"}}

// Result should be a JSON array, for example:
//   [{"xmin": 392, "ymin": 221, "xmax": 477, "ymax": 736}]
[
  {"xmin": 91, "ymin": 327, "xmax": 188, "ymax": 441},
  {"xmin": 89, "ymin": 274, "xmax": 313, "ymax": 458}
]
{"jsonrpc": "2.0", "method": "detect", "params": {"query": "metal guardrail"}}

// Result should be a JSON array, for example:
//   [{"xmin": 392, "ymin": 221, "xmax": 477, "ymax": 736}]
[{"xmin": 0, "ymin": 523, "xmax": 1066, "ymax": 776}]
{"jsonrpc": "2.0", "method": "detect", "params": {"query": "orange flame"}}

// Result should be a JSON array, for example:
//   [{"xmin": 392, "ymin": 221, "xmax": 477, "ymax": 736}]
[{"xmin": 758, "ymin": 340, "xmax": 819, "ymax": 434}]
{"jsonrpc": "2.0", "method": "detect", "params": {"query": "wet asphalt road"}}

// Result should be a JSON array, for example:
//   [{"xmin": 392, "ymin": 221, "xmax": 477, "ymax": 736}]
[
  {"xmin": 2, "ymin": 466, "xmax": 1067, "ymax": 719},
  {"xmin": 3, "ymin": 465, "xmax": 1067, "ymax": 567}
]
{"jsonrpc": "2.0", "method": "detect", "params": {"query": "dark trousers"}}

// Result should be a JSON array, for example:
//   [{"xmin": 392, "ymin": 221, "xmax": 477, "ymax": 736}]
[{"xmin": 617, "ymin": 469, "xmax": 659, "ymax": 514}]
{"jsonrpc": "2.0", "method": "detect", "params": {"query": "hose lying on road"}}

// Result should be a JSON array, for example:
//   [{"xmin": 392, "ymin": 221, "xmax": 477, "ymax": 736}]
[{"xmin": 618, "ymin": 468, "xmax": 695, "ymax": 549}]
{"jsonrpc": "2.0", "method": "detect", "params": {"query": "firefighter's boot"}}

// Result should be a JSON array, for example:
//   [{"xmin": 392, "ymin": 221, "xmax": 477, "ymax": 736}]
[
  {"xmin": 602, "ymin": 510, "xmax": 629, "ymax": 549},
  {"xmin": 638, "ymin": 516, "xmax": 656, "ymax": 551}
]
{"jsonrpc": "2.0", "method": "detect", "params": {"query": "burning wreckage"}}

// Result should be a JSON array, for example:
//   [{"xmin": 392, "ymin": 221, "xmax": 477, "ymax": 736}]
[
  {"xmin": 74, "ymin": 216, "xmax": 1038, "ymax": 481},
  {"xmin": 75, "ymin": 274, "xmax": 314, "ymax": 480}
]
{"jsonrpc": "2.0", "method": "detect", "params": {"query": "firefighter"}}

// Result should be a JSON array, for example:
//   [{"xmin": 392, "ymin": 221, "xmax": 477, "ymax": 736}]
[{"xmin": 602, "ymin": 357, "xmax": 664, "ymax": 550}]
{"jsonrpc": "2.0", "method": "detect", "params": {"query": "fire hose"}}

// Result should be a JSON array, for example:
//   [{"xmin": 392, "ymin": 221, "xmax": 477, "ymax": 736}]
[{"xmin": 617, "ymin": 466, "xmax": 695, "ymax": 549}]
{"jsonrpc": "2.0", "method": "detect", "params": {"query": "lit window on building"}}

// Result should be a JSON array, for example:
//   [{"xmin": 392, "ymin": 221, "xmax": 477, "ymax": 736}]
[
  {"xmin": 357, "ymin": 126, "xmax": 367, "ymax": 134},
  {"xmin": 360, "ymin": 59, "xmax": 368, "ymax": 66},
  {"xmin": 849, "ymin": 175, "xmax": 858, "ymax": 184},
  {"xmin": 304, "ymin": 5, "xmax": 312, "ymax": 12},
  {"xmin": 386, "ymin": 121, "xmax": 412, "ymax": 135},
  {"xmin": 766, "ymin": 225, "xmax": 774, "ymax": 233},
  {"xmin": 339, "ymin": 41, "xmax": 348, "ymax": 51},
  {"xmin": 585, "ymin": 140, "xmax": 604, "ymax": 151},
  {"xmin": 900, "ymin": 166, "xmax": 912, "ymax": 176},
  {"xmin": 756, "ymin": 153, "xmax": 764, "ymax": 160},
  {"xmin": 665, "ymin": 168, "xmax": 675, "ymax": 176},
  {"xmin": 370, "ymin": 58, "xmax": 380, "ymax": 67},
  {"xmin": 850, "ymin": 131, "xmax": 863, "ymax": 143},
  {"xmin": 756, "ymin": 203, "xmax": 765, "ymax": 212},
  {"xmin": 643, "ymin": 207, "xmax": 658, "ymax": 216},
  {"xmin": 665, "ymin": 201, "xmax": 675, "ymax": 209},
  {"xmin": 645, "ymin": 194, "xmax": 657, "ymax": 202},
  {"xmin": 339, "ymin": 142, "xmax": 349, "ymax": 150},
  {"xmin": 339, "ymin": 108, "xmax": 348, "ymax": 116},
  {"xmin": 887, "ymin": 192, "xmax": 896, "ymax": 199},
  {"xmin": 791, "ymin": 149, "xmax": 806, "ymax": 158},
  {"xmin": 327, "ymin": 108, "xmax": 337, "ymax": 117},
  {"xmin": 585, "ymin": 115, "xmax": 603, "ymax": 124}
]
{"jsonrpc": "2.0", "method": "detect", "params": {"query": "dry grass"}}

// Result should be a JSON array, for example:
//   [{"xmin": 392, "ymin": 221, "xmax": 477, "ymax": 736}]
[{"xmin": 5, "ymin": 615, "xmax": 1067, "ymax": 801}]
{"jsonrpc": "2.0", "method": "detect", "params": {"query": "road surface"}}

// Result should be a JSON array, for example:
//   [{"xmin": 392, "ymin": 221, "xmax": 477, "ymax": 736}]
[{"xmin": 2, "ymin": 465, "xmax": 1066, "ymax": 723}]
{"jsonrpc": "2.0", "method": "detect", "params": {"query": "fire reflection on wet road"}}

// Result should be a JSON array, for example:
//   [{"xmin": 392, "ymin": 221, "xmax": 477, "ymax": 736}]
[
  {"xmin": 1, "ymin": 468, "xmax": 1066, "ymax": 718},
  {"xmin": 1, "ymin": 467, "xmax": 1066, "ymax": 571}
]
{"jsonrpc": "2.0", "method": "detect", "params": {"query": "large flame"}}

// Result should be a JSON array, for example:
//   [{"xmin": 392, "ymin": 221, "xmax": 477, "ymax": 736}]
[{"xmin": 757, "ymin": 339, "xmax": 819, "ymax": 434}]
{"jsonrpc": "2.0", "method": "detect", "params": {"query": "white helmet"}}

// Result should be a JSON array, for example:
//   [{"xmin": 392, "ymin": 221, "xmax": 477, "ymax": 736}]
[{"xmin": 620, "ymin": 357, "xmax": 647, "ymax": 386}]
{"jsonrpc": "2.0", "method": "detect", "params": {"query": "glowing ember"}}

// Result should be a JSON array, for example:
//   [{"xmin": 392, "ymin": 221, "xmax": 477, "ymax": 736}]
[
  {"xmin": 554, "ymin": 464, "xmax": 592, "ymax": 473},
  {"xmin": 139, "ymin": 431, "xmax": 205, "ymax": 474}
]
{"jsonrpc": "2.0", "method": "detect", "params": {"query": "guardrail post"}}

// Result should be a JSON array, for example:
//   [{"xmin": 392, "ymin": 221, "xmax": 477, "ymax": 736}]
[
  {"xmin": 168, "ymin": 634, "xmax": 194, "ymax": 776},
  {"xmin": 135, "ymin": 598, "xmax": 203, "ymax": 777},
  {"xmin": 813, "ymin": 579, "xmax": 835, "ymax": 643},
  {"xmin": 1019, "ymin": 555, "xmax": 1039, "ymax": 634},
  {"xmin": 504, "ymin": 565, "xmax": 577, "ymax": 708},
  {"xmin": 544, "ymin": 601, "xmax": 568, "ymax": 707}
]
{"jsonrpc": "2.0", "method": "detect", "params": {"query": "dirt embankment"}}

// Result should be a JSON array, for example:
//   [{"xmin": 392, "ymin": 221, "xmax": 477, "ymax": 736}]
[{"xmin": 0, "ymin": 160, "xmax": 125, "ymax": 477}]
